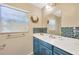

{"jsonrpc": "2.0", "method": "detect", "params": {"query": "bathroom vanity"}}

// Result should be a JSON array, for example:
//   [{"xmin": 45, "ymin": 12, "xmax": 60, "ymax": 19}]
[{"xmin": 33, "ymin": 33, "xmax": 79, "ymax": 55}]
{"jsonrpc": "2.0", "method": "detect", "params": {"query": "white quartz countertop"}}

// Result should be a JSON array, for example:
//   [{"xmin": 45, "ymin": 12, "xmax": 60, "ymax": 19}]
[{"xmin": 33, "ymin": 33, "xmax": 79, "ymax": 55}]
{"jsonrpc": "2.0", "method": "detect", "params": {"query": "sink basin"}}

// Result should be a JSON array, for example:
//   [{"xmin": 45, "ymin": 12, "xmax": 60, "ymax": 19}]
[{"xmin": 38, "ymin": 33, "xmax": 63, "ymax": 40}]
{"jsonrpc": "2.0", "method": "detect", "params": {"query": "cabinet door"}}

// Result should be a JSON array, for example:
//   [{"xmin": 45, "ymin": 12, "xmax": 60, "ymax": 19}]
[
  {"xmin": 33, "ymin": 37, "xmax": 39, "ymax": 55},
  {"xmin": 53, "ymin": 46, "xmax": 72, "ymax": 55},
  {"xmin": 39, "ymin": 44, "xmax": 53, "ymax": 55},
  {"xmin": 39, "ymin": 39, "xmax": 53, "ymax": 50}
]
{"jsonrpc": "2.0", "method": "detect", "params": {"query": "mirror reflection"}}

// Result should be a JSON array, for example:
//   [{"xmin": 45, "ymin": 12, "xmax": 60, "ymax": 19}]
[{"xmin": 43, "ymin": 3, "xmax": 79, "ymax": 39}]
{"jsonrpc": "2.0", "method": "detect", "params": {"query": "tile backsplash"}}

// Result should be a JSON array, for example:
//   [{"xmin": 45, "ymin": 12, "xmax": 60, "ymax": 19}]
[
  {"xmin": 61, "ymin": 27, "xmax": 79, "ymax": 39},
  {"xmin": 61, "ymin": 27, "xmax": 74, "ymax": 38},
  {"xmin": 33, "ymin": 27, "xmax": 47, "ymax": 33},
  {"xmin": 33, "ymin": 27, "xmax": 79, "ymax": 39},
  {"xmin": 75, "ymin": 27, "xmax": 79, "ymax": 39}
]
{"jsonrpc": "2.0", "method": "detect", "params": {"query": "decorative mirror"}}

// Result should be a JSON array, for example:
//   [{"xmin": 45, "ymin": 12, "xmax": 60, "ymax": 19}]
[{"xmin": 31, "ymin": 16, "xmax": 39, "ymax": 23}]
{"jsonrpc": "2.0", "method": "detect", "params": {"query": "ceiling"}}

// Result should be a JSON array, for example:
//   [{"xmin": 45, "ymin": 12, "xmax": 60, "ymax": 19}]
[
  {"xmin": 31, "ymin": 3, "xmax": 47, "ymax": 9},
  {"xmin": 31, "ymin": 3, "xmax": 55, "ymax": 9}
]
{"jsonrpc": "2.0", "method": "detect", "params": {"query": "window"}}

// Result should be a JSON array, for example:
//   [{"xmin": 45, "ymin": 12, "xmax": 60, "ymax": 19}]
[{"xmin": 0, "ymin": 4, "xmax": 29, "ymax": 33}]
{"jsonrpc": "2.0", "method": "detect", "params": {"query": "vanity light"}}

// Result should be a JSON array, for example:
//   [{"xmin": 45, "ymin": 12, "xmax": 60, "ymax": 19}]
[
  {"xmin": 45, "ymin": 5, "xmax": 51, "ymax": 10},
  {"xmin": 45, "ymin": 4, "xmax": 53, "ymax": 13},
  {"xmin": 45, "ymin": 3, "xmax": 61, "ymax": 17},
  {"xmin": 31, "ymin": 16, "xmax": 39, "ymax": 23}
]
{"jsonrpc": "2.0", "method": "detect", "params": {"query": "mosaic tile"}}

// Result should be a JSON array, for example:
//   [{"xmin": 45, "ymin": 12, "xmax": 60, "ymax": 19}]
[
  {"xmin": 33, "ymin": 28, "xmax": 47, "ymax": 33},
  {"xmin": 61, "ymin": 27, "xmax": 74, "ymax": 38}
]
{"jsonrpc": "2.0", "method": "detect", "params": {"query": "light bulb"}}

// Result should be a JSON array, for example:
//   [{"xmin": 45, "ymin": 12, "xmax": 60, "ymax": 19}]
[{"xmin": 45, "ymin": 5, "xmax": 52, "ymax": 10}]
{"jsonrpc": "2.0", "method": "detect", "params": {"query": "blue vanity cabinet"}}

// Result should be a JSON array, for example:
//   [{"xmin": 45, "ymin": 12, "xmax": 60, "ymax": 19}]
[
  {"xmin": 53, "ymin": 46, "xmax": 72, "ymax": 55},
  {"xmin": 39, "ymin": 39, "xmax": 53, "ymax": 55},
  {"xmin": 39, "ymin": 44, "xmax": 53, "ymax": 55},
  {"xmin": 33, "ymin": 37, "xmax": 72, "ymax": 55},
  {"xmin": 33, "ymin": 37, "xmax": 54, "ymax": 55},
  {"xmin": 33, "ymin": 37, "xmax": 40, "ymax": 55}
]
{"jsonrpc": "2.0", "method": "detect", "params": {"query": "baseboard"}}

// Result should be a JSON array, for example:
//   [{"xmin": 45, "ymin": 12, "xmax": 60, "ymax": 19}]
[{"xmin": 27, "ymin": 51, "xmax": 33, "ymax": 55}]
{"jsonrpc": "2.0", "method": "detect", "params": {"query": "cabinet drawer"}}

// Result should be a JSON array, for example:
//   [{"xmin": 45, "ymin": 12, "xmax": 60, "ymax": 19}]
[
  {"xmin": 39, "ymin": 44, "xmax": 53, "ymax": 55},
  {"xmin": 54, "ymin": 46, "xmax": 72, "ymax": 55},
  {"xmin": 39, "ymin": 40, "xmax": 53, "ymax": 50}
]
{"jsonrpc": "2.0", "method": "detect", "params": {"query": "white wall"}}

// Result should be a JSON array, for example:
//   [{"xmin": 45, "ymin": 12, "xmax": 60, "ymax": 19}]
[{"xmin": 56, "ymin": 3, "xmax": 79, "ymax": 27}]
